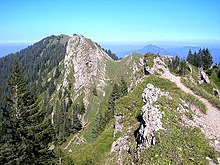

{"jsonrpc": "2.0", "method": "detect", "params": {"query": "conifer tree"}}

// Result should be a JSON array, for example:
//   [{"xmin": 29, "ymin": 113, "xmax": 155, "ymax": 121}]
[
  {"xmin": 0, "ymin": 61, "xmax": 55, "ymax": 164},
  {"xmin": 71, "ymin": 113, "xmax": 82, "ymax": 134},
  {"xmin": 119, "ymin": 77, "xmax": 128, "ymax": 97},
  {"xmin": 186, "ymin": 48, "xmax": 213, "ymax": 70},
  {"xmin": 202, "ymin": 48, "xmax": 213, "ymax": 69},
  {"xmin": 108, "ymin": 83, "xmax": 119, "ymax": 116},
  {"xmin": 168, "ymin": 56, "xmax": 180, "ymax": 71},
  {"xmin": 186, "ymin": 49, "xmax": 194, "ymax": 64},
  {"xmin": 92, "ymin": 86, "xmax": 98, "ymax": 96}
]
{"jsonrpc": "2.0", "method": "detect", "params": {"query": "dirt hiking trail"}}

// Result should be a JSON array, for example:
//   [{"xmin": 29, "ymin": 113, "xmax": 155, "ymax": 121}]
[{"xmin": 162, "ymin": 69, "xmax": 220, "ymax": 143}]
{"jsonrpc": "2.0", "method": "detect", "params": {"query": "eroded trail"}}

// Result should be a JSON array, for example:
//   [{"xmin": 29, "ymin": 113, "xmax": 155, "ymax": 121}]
[{"xmin": 161, "ymin": 70, "xmax": 220, "ymax": 144}]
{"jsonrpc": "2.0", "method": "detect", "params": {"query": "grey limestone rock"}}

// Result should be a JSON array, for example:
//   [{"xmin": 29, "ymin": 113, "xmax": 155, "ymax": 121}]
[
  {"xmin": 201, "ymin": 71, "xmax": 210, "ymax": 84},
  {"xmin": 62, "ymin": 34, "xmax": 111, "ymax": 107},
  {"xmin": 137, "ymin": 84, "xmax": 168, "ymax": 149},
  {"xmin": 214, "ymin": 88, "xmax": 220, "ymax": 99},
  {"xmin": 114, "ymin": 115, "xmax": 123, "ymax": 138}
]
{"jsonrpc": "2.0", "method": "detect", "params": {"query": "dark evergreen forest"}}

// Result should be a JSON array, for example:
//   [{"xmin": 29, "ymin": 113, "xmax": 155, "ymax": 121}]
[{"xmin": 0, "ymin": 35, "xmax": 68, "ymax": 105}]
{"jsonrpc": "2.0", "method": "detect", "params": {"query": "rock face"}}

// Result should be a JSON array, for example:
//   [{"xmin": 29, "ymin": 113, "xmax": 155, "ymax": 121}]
[
  {"xmin": 136, "ymin": 84, "xmax": 168, "ymax": 149},
  {"xmin": 63, "ymin": 34, "xmax": 111, "ymax": 106}
]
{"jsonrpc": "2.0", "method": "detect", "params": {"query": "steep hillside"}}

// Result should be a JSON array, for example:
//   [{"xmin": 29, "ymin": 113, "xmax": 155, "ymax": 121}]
[
  {"xmin": 0, "ymin": 34, "xmax": 144, "ymax": 143},
  {"xmin": 55, "ymin": 35, "xmax": 144, "ymax": 144},
  {"xmin": 0, "ymin": 34, "xmax": 70, "ymax": 103},
  {"xmin": 70, "ymin": 56, "xmax": 220, "ymax": 164}
]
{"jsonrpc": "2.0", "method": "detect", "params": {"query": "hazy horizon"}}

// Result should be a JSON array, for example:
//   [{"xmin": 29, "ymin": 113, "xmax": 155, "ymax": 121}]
[{"xmin": 0, "ymin": 40, "xmax": 219, "ymax": 63}]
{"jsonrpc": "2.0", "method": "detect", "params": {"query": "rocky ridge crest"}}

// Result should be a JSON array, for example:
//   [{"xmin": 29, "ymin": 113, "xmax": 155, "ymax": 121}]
[
  {"xmin": 136, "ymin": 83, "xmax": 169, "ymax": 149},
  {"xmin": 111, "ymin": 83, "xmax": 170, "ymax": 164},
  {"xmin": 63, "ymin": 34, "xmax": 111, "ymax": 106}
]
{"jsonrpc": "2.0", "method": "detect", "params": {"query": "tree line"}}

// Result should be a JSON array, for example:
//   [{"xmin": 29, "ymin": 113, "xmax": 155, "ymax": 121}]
[
  {"xmin": 168, "ymin": 48, "xmax": 213, "ymax": 76},
  {"xmin": 95, "ymin": 42, "xmax": 120, "ymax": 60},
  {"xmin": 53, "ymin": 97, "xmax": 84, "ymax": 143},
  {"xmin": 186, "ymin": 48, "xmax": 213, "ymax": 70}
]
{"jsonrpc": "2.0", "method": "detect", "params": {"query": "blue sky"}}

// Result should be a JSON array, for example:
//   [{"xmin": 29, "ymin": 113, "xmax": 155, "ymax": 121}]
[{"xmin": 0, "ymin": 0, "xmax": 220, "ymax": 44}]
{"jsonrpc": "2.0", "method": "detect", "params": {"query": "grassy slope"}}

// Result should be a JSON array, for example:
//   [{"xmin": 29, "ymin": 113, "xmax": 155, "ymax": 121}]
[
  {"xmin": 181, "ymin": 65, "xmax": 220, "ymax": 109},
  {"xmin": 58, "ymin": 53, "xmax": 143, "ymax": 163},
  {"xmin": 69, "ymin": 74, "xmax": 218, "ymax": 164},
  {"xmin": 62, "ymin": 54, "xmax": 220, "ymax": 164},
  {"xmin": 81, "ymin": 53, "xmax": 143, "ymax": 141},
  {"xmin": 117, "ymin": 75, "xmax": 218, "ymax": 164},
  {"xmin": 107, "ymin": 53, "xmax": 142, "ymax": 82},
  {"xmin": 210, "ymin": 68, "xmax": 220, "ymax": 88},
  {"xmin": 47, "ymin": 51, "xmax": 219, "ymax": 164}
]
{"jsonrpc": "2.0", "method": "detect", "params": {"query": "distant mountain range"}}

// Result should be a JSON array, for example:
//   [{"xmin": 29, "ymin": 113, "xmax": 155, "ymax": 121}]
[
  {"xmin": 117, "ymin": 44, "xmax": 175, "ymax": 56},
  {"xmin": 1, "ymin": 43, "xmax": 219, "ymax": 63},
  {"xmin": 117, "ymin": 44, "xmax": 220, "ymax": 63}
]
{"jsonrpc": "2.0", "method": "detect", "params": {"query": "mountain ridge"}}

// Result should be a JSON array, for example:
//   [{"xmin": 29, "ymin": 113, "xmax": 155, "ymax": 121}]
[{"xmin": 1, "ymin": 34, "xmax": 220, "ymax": 164}]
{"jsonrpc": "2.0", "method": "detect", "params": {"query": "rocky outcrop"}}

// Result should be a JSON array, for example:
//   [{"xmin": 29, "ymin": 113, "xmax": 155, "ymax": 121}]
[
  {"xmin": 113, "ymin": 115, "xmax": 123, "ymax": 138},
  {"xmin": 213, "ymin": 88, "xmax": 220, "ymax": 99},
  {"xmin": 187, "ymin": 62, "xmax": 193, "ymax": 74},
  {"xmin": 198, "ymin": 67, "xmax": 210, "ymax": 84},
  {"xmin": 201, "ymin": 71, "xmax": 210, "ymax": 84},
  {"xmin": 110, "ymin": 82, "xmax": 169, "ymax": 164},
  {"xmin": 136, "ymin": 84, "xmax": 169, "ymax": 149},
  {"xmin": 110, "ymin": 136, "xmax": 130, "ymax": 165},
  {"xmin": 63, "ymin": 34, "xmax": 111, "ymax": 106}
]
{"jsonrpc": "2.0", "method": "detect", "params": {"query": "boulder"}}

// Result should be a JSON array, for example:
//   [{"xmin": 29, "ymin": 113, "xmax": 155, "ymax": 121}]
[
  {"xmin": 48, "ymin": 144, "xmax": 55, "ymax": 151},
  {"xmin": 198, "ymin": 67, "xmax": 210, "ymax": 84},
  {"xmin": 201, "ymin": 71, "xmax": 210, "ymax": 84},
  {"xmin": 110, "ymin": 136, "xmax": 130, "ymax": 165},
  {"xmin": 213, "ymin": 88, "xmax": 220, "ymax": 99}
]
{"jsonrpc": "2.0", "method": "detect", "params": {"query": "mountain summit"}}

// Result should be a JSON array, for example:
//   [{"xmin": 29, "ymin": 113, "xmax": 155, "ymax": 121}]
[
  {"xmin": 118, "ymin": 44, "xmax": 174, "ymax": 57},
  {"xmin": 63, "ymin": 34, "xmax": 111, "ymax": 106},
  {"xmin": 141, "ymin": 44, "xmax": 173, "ymax": 55}
]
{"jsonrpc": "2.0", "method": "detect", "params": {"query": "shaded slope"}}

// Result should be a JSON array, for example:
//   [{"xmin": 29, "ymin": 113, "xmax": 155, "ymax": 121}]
[{"xmin": 0, "ymin": 34, "xmax": 70, "ymax": 103}]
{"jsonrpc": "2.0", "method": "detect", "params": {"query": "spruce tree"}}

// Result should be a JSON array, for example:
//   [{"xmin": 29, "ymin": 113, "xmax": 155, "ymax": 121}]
[
  {"xmin": 71, "ymin": 113, "xmax": 82, "ymax": 134},
  {"xmin": 0, "ymin": 61, "xmax": 56, "ymax": 164},
  {"xmin": 119, "ymin": 77, "xmax": 128, "ymax": 97},
  {"xmin": 108, "ymin": 83, "xmax": 119, "ymax": 116},
  {"xmin": 186, "ymin": 48, "xmax": 213, "ymax": 70},
  {"xmin": 168, "ymin": 56, "xmax": 180, "ymax": 71},
  {"xmin": 77, "ymin": 100, "xmax": 86, "ymax": 115},
  {"xmin": 186, "ymin": 49, "xmax": 194, "ymax": 65},
  {"xmin": 202, "ymin": 48, "xmax": 213, "ymax": 69}
]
